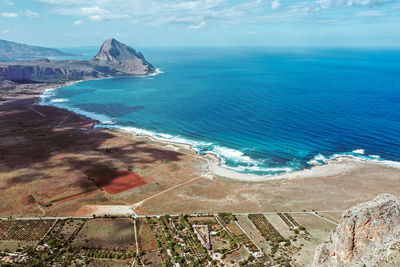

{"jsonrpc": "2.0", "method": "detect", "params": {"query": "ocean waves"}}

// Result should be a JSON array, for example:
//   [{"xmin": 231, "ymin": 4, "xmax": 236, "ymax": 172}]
[
  {"xmin": 117, "ymin": 126, "xmax": 294, "ymax": 175},
  {"xmin": 307, "ymin": 149, "xmax": 400, "ymax": 170}
]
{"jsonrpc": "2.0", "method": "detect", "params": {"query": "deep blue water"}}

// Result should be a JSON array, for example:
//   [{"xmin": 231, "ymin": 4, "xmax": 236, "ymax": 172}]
[{"xmin": 41, "ymin": 47, "xmax": 400, "ymax": 175}]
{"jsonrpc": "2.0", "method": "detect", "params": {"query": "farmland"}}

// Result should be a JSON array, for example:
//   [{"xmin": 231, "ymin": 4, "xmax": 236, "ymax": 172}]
[
  {"xmin": 0, "ymin": 212, "xmax": 337, "ymax": 266},
  {"xmin": 72, "ymin": 219, "xmax": 135, "ymax": 250},
  {"xmin": 248, "ymin": 214, "xmax": 284, "ymax": 242},
  {"xmin": 0, "ymin": 219, "xmax": 55, "ymax": 241},
  {"xmin": 137, "ymin": 219, "xmax": 156, "ymax": 252}
]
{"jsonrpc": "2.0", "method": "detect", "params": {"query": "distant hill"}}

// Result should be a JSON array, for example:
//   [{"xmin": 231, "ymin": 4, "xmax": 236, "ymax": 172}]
[{"xmin": 0, "ymin": 39, "xmax": 78, "ymax": 61}]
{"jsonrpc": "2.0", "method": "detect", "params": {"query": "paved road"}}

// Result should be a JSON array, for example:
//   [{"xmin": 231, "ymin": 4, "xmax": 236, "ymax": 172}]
[{"xmin": 0, "ymin": 210, "xmax": 345, "ymax": 221}]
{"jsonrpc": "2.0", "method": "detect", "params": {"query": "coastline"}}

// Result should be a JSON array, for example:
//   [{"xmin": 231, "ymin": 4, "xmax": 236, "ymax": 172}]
[
  {"xmin": 2, "ymin": 78, "xmax": 400, "ymax": 218},
  {"xmin": 37, "ymin": 78, "xmax": 400, "ymax": 182}
]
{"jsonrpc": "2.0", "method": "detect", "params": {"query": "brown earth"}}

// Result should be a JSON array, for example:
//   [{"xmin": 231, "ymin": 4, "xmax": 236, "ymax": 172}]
[
  {"xmin": 92, "ymin": 170, "xmax": 148, "ymax": 194},
  {"xmin": 0, "ymin": 81, "xmax": 204, "ymax": 217},
  {"xmin": 21, "ymin": 194, "xmax": 36, "ymax": 206}
]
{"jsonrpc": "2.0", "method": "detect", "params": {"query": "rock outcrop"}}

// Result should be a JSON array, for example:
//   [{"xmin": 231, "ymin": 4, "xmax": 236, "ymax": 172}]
[
  {"xmin": 312, "ymin": 194, "xmax": 400, "ymax": 267},
  {"xmin": 93, "ymin": 38, "xmax": 155, "ymax": 74},
  {"xmin": 0, "ymin": 38, "xmax": 155, "ymax": 82}
]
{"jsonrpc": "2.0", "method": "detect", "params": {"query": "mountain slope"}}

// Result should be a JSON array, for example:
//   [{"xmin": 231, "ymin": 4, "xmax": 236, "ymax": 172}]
[
  {"xmin": 312, "ymin": 194, "xmax": 400, "ymax": 266},
  {"xmin": 93, "ymin": 38, "xmax": 155, "ymax": 74},
  {"xmin": 0, "ymin": 39, "xmax": 76, "ymax": 61}
]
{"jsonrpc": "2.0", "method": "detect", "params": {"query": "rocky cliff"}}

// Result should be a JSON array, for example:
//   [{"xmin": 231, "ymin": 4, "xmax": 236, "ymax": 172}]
[
  {"xmin": 312, "ymin": 194, "xmax": 400, "ymax": 267},
  {"xmin": 0, "ymin": 38, "xmax": 155, "ymax": 82}
]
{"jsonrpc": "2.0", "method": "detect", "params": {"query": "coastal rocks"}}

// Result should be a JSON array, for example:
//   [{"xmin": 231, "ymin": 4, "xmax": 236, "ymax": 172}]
[
  {"xmin": 0, "ymin": 38, "xmax": 155, "ymax": 82},
  {"xmin": 312, "ymin": 194, "xmax": 400, "ymax": 267}
]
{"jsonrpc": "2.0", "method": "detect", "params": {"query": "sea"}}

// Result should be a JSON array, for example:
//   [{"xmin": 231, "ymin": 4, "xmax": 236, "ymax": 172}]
[{"xmin": 41, "ymin": 47, "xmax": 400, "ymax": 176}]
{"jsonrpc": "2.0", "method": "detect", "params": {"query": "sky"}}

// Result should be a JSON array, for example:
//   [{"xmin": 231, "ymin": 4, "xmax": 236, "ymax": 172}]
[{"xmin": 0, "ymin": 0, "xmax": 399, "ymax": 47}]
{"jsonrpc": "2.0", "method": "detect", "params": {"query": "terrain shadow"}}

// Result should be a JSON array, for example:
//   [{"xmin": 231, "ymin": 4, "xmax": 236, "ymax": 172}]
[{"xmin": 0, "ymin": 90, "xmax": 185, "ymax": 192}]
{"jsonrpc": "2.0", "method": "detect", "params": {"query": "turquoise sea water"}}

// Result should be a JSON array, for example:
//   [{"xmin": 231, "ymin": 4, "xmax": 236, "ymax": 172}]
[{"xmin": 41, "ymin": 47, "xmax": 400, "ymax": 175}]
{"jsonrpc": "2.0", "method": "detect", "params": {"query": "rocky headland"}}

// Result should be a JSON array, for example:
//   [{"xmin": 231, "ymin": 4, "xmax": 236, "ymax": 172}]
[{"xmin": 0, "ymin": 38, "xmax": 155, "ymax": 83}]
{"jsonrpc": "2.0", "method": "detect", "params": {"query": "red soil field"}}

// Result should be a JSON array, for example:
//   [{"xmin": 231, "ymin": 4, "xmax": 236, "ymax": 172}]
[{"xmin": 93, "ymin": 170, "xmax": 147, "ymax": 194}]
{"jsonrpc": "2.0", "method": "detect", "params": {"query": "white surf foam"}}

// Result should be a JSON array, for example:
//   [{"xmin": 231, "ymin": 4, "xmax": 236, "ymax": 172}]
[
  {"xmin": 369, "ymin": 155, "xmax": 380, "ymax": 159},
  {"xmin": 307, "ymin": 153, "xmax": 329, "ymax": 166},
  {"xmin": 352, "ymin": 149, "xmax": 365, "ymax": 154},
  {"xmin": 40, "ymin": 88, "xmax": 57, "ymax": 100},
  {"xmin": 308, "ymin": 150, "xmax": 400, "ymax": 171},
  {"xmin": 148, "ymin": 68, "xmax": 164, "ymax": 76},
  {"xmin": 119, "ymin": 126, "xmax": 212, "ymax": 149},
  {"xmin": 212, "ymin": 146, "xmax": 256, "ymax": 164},
  {"xmin": 50, "ymin": 98, "xmax": 68, "ymax": 103},
  {"xmin": 225, "ymin": 165, "xmax": 292, "ymax": 173}
]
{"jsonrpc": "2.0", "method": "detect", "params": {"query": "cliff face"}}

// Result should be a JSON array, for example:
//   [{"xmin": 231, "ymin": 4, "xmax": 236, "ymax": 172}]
[
  {"xmin": 0, "ymin": 39, "xmax": 155, "ymax": 83},
  {"xmin": 312, "ymin": 194, "xmax": 400, "ymax": 267}
]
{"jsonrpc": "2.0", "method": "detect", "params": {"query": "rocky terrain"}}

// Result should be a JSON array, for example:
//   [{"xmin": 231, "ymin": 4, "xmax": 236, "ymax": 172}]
[
  {"xmin": 0, "ymin": 39, "xmax": 77, "ymax": 61},
  {"xmin": 0, "ymin": 38, "xmax": 155, "ymax": 82},
  {"xmin": 312, "ymin": 193, "xmax": 400, "ymax": 266}
]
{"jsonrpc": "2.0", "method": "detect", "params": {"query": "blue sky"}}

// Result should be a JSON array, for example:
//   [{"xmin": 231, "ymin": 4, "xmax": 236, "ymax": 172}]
[{"xmin": 0, "ymin": 0, "xmax": 399, "ymax": 47}]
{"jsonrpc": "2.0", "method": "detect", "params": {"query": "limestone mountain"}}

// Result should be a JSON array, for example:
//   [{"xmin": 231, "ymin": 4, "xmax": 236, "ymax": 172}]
[
  {"xmin": 93, "ymin": 38, "xmax": 155, "ymax": 74},
  {"xmin": 312, "ymin": 194, "xmax": 400, "ymax": 267},
  {"xmin": 0, "ymin": 38, "xmax": 156, "ymax": 82}
]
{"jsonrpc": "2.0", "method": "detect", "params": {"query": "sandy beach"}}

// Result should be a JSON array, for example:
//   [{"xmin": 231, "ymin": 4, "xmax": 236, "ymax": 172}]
[{"xmin": 212, "ymin": 156, "xmax": 372, "ymax": 181}]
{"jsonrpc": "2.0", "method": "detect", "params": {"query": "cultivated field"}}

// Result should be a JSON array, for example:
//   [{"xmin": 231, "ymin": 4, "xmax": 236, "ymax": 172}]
[
  {"xmin": 137, "ymin": 218, "xmax": 156, "ymax": 252},
  {"xmin": 291, "ymin": 213, "xmax": 337, "ymax": 243},
  {"xmin": 87, "ymin": 259, "xmax": 132, "ymax": 266},
  {"xmin": 73, "ymin": 219, "xmax": 135, "ymax": 250},
  {"xmin": 0, "ymin": 220, "xmax": 54, "ymax": 241},
  {"xmin": 248, "ymin": 214, "xmax": 284, "ymax": 242}
]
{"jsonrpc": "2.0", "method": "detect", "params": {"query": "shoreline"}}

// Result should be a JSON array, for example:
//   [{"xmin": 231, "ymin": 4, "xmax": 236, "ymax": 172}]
[
  {"xmin": 37, "ymin": 78, "xmax": 400, "ymax": 182},
  {"xmin": 2, "ymin": 77, "xmax": 400, "ymax": 218}
]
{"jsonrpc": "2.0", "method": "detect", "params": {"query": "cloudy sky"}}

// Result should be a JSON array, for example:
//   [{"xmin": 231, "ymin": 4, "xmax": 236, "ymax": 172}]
[{"xmin": 0, "ymin": 0, "xmax": 399, "ymax": 47}]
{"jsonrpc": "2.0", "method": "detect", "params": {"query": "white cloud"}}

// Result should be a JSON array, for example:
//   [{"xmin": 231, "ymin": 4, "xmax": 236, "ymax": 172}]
[
  {"xmin": 1, "ymin": 12, "xmax": 18, "ymax": 18},
  {"xmin": 287, "ymin": 0, "xmax": 397, "ymax": 15},
  {"xmin": 316, "ymin": 0, "xmax": 395, "ymax": 9},
  {"xmin": 34, "ymin": 0, "xmax": 400, "ymax": 28},
  {"xmin": 356, "ymin": 10, "xmax": 386, "ymax": 16},
  {"xmin": 55, "ymin": 5, "xmax": 130, "ymax": 21},
  {"xmin": 26, "ymin": 9, "xmax": 40, "ymax": 18},
  {"xmin": 74, "ymin": 20, "xmax": 83, "ymax": 25},
  {"xmin": 189, "ymin": 21, "xmax": 206, "ymax": 29},
  {"xmin": 35, "ymin": 0, "xmax": 90, "ymax": 4},
  {"xmin": 4, "ymin": 1, "xmax": 14, "ymax": 5},
  {"xmin": 0, "ymin": 29, "xmax": 11, "ymax": 34},
  {"xmin": 271, "ymin": 0, "xmax": 281, "ymax": 9}
]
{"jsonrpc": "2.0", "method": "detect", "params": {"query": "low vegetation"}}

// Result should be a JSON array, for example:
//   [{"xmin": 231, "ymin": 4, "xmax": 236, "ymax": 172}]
[{"xmin": 0, "ymin": 213, "xmax": 326, "ymax": 266}]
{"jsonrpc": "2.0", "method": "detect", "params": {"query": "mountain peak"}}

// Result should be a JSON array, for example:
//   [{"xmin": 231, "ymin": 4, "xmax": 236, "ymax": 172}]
[{"xmin": 93, "ymin": 38, "xmax": 155, "ymax": 74}]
